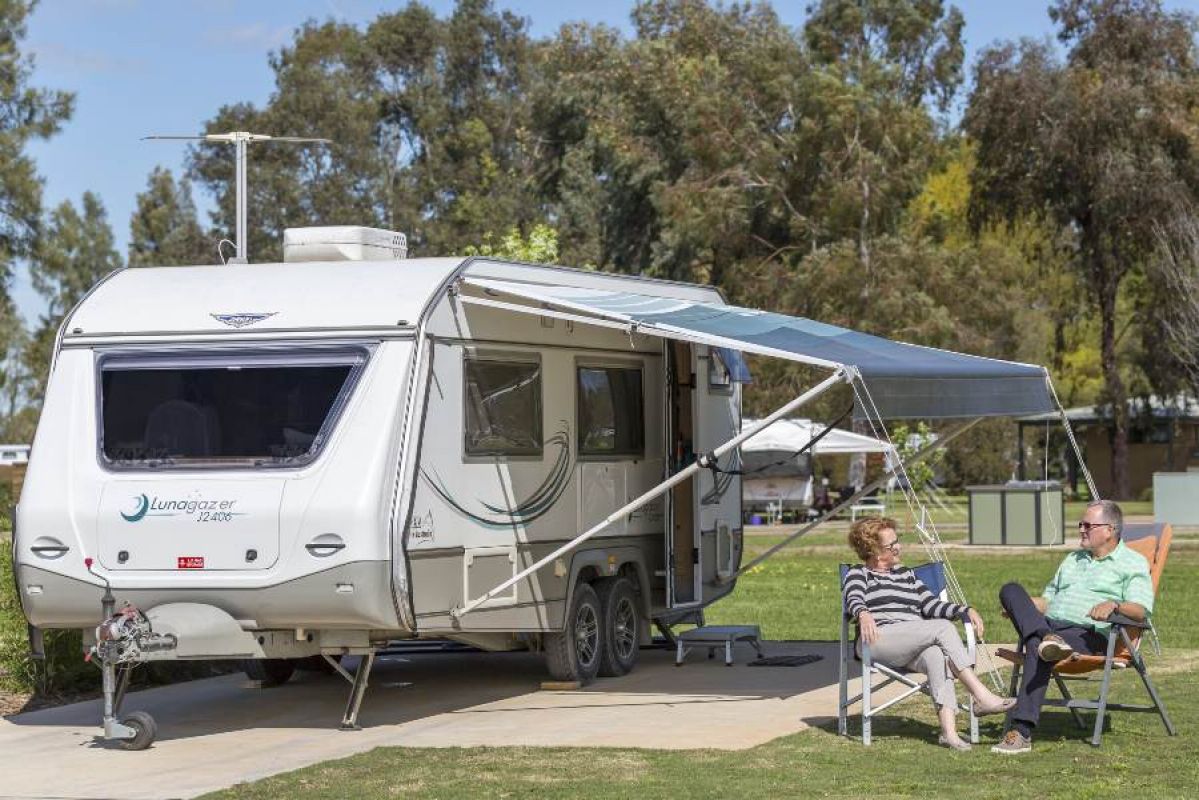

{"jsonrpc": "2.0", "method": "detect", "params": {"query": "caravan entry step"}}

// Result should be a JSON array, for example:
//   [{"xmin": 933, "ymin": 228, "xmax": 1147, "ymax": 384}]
[{"xmin": 674, "ymin": 625, "xmax": 763, "ymax": 666}]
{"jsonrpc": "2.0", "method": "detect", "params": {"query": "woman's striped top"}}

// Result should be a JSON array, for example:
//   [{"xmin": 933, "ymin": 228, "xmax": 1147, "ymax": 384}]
[{"xmin": 842, "ymin": 565, "xmax": 968, "ymax": 625}]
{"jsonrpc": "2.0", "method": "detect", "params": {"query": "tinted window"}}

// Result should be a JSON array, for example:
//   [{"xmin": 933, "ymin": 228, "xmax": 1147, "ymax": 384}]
[
  {"xmin": 464, "ymin": 357, "xmax": 542, "ymax": 457},
  {"xmin": 100, "ymin": 349, "xmax": 365, "ymax": 468},
  {"xmin": 578, "ymin": 366, "xmax": 644, "ymax": 457}
]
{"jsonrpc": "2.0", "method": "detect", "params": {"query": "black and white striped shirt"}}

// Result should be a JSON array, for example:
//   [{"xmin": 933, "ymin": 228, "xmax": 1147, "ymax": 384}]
[{"xmin": 842, "ymin": 565, "xmax": 968, "ymax": 625}]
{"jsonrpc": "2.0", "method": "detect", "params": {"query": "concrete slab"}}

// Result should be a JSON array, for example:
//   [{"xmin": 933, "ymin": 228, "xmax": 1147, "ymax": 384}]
[{"xmin": 0, "ymin": 641, "xmax": 1000, "ymax": 799}]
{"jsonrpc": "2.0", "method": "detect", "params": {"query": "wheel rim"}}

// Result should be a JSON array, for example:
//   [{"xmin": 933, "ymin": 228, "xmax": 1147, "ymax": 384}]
[
  {"xmin": 575, "ymin": 603, "xmax": 599, "ymax": 667},
  {"xmin": 613, "ymin": 596, "xmax": 637, "ymax": 661}
]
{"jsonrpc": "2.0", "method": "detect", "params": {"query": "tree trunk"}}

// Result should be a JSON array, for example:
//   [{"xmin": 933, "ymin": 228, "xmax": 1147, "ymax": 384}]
[{"xmin": 1098, "ymin": 275, "xmax": 1130, "ymax": 499}]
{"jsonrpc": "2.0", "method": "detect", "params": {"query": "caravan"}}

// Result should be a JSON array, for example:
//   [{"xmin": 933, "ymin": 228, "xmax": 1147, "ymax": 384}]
[{"xmin": 13, "ymin": 232, "xmax": 748, "ymax": 743}]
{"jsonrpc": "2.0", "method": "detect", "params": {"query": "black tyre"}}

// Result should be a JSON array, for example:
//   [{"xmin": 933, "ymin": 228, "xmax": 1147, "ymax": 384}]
[
  {"xmin": 596, "ymin": 577, "xmax": 641, "ymax": 677},
  {"xmin": 544, "ymin": 582, "xmax": 602, "ymax": 684},
  {"xmin": 117, "ymin": 710, "xmax": 157, "ymax": 751},
  {"xmin": 241, "ymin": 658, "xmax": 296, "ymax": 687}
]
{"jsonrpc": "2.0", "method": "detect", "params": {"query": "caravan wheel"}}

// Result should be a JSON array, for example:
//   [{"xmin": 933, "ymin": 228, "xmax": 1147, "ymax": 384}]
[
  {"xmin": 241, "ymin": 658, "xmax": 296, "ymax": 687},
  {"xmin": 596, "ymin": 577, "xmax": 640, "ymax": 677},
  {"xmin": 544, "ymin": 582, "xmax": 602, "ymax": 684}
]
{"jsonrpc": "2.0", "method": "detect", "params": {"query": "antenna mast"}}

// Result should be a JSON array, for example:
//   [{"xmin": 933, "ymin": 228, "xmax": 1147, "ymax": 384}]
[{"xmin": 143, "ymin": 131, "xmax": 330, "ymax": 264}]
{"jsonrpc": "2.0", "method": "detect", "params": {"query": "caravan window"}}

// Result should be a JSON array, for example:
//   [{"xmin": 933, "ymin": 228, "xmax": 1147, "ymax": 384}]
[
  {"xmin": 463, "ymin": 356, "xmax": 543, "ymax": 457},
  {"xmin": 98, "ymin": 347, "xmax": 368, "ymax": 469},
  {"xmin": 577, "ymin": 365, "xmax": 644, "ymax": 457}
]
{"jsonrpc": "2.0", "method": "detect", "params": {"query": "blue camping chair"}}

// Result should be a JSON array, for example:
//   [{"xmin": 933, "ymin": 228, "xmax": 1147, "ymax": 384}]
[{"xmin": 837, "ymin": 561, "xmax": 979, "ymax": 745}]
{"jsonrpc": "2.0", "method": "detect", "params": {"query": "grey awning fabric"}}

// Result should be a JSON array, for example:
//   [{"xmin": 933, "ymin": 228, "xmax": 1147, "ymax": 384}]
[{"xmin": 465, "ymin": 278, "xmax": 1054, "ymax": 419}]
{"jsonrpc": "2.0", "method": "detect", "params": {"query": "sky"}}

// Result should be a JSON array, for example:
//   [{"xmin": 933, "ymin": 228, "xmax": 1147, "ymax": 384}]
[{"xmin": 17, "ymin": 0, "xmax": 1198, "ymax": 324}]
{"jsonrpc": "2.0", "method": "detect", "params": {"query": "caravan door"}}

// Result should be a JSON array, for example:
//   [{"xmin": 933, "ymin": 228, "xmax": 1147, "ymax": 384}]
[{"xmin": 666, "ymin": 341, "xmax": 701, "ymax": 607}]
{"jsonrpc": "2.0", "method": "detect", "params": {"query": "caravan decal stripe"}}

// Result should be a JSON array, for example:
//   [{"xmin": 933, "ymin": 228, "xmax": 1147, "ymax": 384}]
[{"xmin": 420, "ymin": 423, "xmax": 573, "ymax": 529}]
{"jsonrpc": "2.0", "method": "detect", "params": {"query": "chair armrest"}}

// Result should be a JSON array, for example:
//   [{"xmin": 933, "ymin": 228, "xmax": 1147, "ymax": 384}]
[{"xmin": 1107, "ymin": 612, "xmax": 1151, "ymax": 630}]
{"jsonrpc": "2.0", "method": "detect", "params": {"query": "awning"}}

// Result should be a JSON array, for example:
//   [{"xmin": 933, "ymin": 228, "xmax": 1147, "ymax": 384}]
[
  {"xmin": 741, "ymin": 418, "xmax": 891, "ymax": 456},
  {"xmin": 464, "ymin": 278, "xmax": 1054, "ymax": 419}
]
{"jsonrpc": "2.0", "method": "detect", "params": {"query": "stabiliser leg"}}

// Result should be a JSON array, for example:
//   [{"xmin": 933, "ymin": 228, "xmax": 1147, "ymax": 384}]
[{"xmin": 340, "ymin": 651, "xmax": 376, "ymax": 731}]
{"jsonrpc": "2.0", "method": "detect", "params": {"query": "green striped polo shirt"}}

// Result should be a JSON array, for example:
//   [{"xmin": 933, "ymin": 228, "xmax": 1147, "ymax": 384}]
[{"xmin": 1044, "ymin": 540, "xmax": 1154, "ymax": 633}]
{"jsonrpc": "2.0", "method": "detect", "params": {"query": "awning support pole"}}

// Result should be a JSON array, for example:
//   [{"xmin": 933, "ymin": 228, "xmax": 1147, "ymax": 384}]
[
  {"xmin": 720, "ymin": 418, "xmax": 980, "ymax": 584},
  {"xmin": 450, "ymin": 367, "xmax": 850, "ymax": 620}
]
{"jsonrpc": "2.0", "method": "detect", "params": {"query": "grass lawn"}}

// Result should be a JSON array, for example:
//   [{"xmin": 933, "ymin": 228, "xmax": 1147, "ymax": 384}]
[{"xmin": 203, "ymin": 542, "xmax": 1199, "ymax": 799}]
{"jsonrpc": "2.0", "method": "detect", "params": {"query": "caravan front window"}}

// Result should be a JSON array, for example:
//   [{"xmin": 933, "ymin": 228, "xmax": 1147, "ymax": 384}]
[{"xmin": 98, "ymin": 347, "xmax": 369, "ymax": 468}]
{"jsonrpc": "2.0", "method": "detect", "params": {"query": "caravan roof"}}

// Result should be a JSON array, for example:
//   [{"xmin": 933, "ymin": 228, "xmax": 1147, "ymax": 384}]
[{"xmin": 63, "ymin": 257, "xmax": 727, "ymax": 340}]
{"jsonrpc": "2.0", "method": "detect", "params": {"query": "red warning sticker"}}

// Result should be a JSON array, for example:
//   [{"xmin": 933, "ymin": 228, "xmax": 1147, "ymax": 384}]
[{"xmin": 177, "ymin": 556, "xmax": 205, "ymax": 569}]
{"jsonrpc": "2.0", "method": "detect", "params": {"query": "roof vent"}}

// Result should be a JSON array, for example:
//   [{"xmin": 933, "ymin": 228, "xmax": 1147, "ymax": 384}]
[{"xmin": 283, "ymin": 226, "xmax": 408, "ymax": 263}]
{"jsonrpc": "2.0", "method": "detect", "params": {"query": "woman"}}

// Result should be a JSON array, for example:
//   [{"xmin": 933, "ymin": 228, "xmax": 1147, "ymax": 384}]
[{"xmin": 843, "ymin": 516, "xmax": 1014, "ymax": 750}]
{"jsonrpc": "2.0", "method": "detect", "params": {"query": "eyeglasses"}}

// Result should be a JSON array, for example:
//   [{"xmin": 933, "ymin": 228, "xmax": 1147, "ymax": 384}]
[
  {"xmin": 881, "ymin": 536, "xmax": 901, "ymax": 553},
  {"xmin": 1077, "ymin": 521, "xmax": 1113, "ymax": 533}
]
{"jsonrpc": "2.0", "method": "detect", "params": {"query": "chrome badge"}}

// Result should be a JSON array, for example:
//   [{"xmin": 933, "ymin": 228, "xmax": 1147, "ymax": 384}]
[{"xmin": 211, "ymin": 312, "xmax": 277, "ymax": 328}]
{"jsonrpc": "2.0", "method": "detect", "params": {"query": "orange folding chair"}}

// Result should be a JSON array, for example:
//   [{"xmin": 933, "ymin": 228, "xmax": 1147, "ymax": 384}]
[{"xmin": 997, "ymin": 522, "xmax": 1177, "ymax": 746}]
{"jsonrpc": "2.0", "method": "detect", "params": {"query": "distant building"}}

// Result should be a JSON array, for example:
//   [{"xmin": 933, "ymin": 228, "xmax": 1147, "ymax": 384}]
[{"xmin": 1018, "ymin": 397, "xmax": 1199, "ymax": 499}]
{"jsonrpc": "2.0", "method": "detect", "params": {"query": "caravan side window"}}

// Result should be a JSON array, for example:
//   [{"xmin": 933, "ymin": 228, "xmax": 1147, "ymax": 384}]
[
  {"xmin": 707, "ymin": 349, "xmax": 733, "ymax": 393},
  {"xmin": 577, "ymin": 365, "xmax": 644, "ymax": 457},
  {"xmin": 463, "ymin": 355, "xmax": 543, "ymax": 457}
]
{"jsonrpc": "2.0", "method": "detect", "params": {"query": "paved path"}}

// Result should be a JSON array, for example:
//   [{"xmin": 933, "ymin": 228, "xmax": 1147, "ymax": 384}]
[{"xmin": 0, "ymin": 641, "xmax": 849, "ymax": 799}]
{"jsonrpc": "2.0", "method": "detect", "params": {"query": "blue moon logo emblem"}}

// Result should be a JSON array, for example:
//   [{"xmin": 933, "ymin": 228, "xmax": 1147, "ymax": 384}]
[{"xmin": 121, "ymin": 494, "xmax": 150, "ymax": 522}]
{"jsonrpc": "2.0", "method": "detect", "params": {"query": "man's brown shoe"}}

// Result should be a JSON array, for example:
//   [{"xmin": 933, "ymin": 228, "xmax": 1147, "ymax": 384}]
[
  {"xmin": 1037, "ymin": 634, "xmax": 1074, "ymax": 662},
  {"xmin": 991, "ymin": 729, "xmax": 1032, "ymax": 754}
]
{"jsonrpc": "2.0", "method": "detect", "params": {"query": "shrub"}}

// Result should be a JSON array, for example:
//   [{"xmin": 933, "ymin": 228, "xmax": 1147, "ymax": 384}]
[{"xmin": 0, "ymin": 539, "xmax": 95, "ymax": 696}]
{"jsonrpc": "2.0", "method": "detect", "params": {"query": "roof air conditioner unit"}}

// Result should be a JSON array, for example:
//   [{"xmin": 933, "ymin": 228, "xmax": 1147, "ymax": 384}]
[{"xmin": 283, "ymin": 226, "xmax": 408, "ymax": 263}]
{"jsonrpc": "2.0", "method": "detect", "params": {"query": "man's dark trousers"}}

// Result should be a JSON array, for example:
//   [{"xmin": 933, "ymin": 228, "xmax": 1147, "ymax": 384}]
[{"xmin": 999, "ymin": 582, "xmax": 1108, "ymax": 734}]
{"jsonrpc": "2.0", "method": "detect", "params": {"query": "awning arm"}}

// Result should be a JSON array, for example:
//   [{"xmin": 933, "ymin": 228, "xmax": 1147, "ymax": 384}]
[
  {"xmin": 719, "ymin": 418, "xmax": 980, "ymax": 584},
  {"xmin": 450, "ymin": 366, "xmax": 851, "ymax": 620}
]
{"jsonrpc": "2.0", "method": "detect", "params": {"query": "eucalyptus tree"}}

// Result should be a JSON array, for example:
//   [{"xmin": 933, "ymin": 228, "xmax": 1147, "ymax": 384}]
[
  {"xmin": 24, "ymin": 193, "xmax": 122, "ymax": 403},
  {"xmin": 188, "ymin": 0, "xmax": 539, "ymax": 261},
  {"xmin": 128, "ymin": 167, "xmax": 211, "ymax": 267},
  {"xmin": 965, "ymin": 0, "xmax": 1199, "ymax": 498},
  {"xmin": 0, "ymin": 0, "xmax": 73, "ymax": 281}
]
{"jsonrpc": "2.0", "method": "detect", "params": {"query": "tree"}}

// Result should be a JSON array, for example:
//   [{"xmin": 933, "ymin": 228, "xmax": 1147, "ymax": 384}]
[
  {"xmin": 0, "ymin": 0, "xmax": 73, "ymax": 280},
  {"xmin": 463, "ymin": 223, "xmax": 560, "ymax": 263},
  {"xmin": 964, "ymin": 0, "xmax": 1199, "ymax": 498},
  {"xmin": 187, "ymin": 1, "xmax": 538, "ymax": 262},
  {"xmin": 128, "ymin": 167, "xmax": 211, "ymax": 266},
  {"xmin": 24, "ymin": 192, "xmax": 121, "ymax": 403}
]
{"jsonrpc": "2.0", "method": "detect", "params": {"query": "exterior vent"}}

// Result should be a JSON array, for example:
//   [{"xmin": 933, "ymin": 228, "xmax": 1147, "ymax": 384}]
[{"xmin": 282, "ymin": 226, "xmax": 408, "ymax": 263}]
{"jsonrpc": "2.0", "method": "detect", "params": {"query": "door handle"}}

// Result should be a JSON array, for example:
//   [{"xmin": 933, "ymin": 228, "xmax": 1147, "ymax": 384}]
[
  {"xmin": 31, "ymin": 545, "xmax": 69, "ymax": 557},
  {"xmin": 305, "ymin": 542, "xmax": 345, "ymax": 556}
]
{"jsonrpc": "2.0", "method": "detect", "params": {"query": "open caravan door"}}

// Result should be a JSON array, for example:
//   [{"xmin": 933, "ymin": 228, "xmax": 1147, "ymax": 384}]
[{"xmin": 450, "ymin": 271, "xmax": 1058, "ymax": 620}]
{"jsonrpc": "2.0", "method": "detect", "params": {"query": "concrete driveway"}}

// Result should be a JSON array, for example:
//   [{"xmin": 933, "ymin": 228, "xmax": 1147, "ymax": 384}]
[{"xmin": 0, "ymin": 640, "xmax": 853, "ymax": 799}]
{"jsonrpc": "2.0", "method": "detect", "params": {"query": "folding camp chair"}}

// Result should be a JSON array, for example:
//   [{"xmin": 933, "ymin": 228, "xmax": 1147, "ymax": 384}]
[
  {"xmin": 997, "ymin": 522, "xmax": 1177, "ymax": 747},
  {"xmin": 837, "ymin": 561, "xmax": 979, "ymax": 745}
]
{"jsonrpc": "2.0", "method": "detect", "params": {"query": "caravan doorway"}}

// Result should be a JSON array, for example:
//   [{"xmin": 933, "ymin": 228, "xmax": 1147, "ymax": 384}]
[{"xmin": 667, "ymin": 340, "xmax": 700, "ymax": 606}]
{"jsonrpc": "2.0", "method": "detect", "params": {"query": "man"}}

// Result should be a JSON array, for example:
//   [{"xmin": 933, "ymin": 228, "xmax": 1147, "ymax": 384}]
[{"xmin": 992, "ymin": 499, "xmax": 1154, "ymax": 754}]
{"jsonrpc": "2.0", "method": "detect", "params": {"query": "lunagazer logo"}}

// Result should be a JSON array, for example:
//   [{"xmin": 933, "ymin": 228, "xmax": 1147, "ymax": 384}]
[{"xmin": 121, "ymin": 493, "xmax": 244, "ymax": 523}]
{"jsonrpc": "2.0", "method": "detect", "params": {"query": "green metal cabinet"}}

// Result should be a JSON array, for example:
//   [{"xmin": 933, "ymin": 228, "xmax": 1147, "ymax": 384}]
[{"xmin": 967, "ymin": 482, "xmax": 1065, "ymax": 546}]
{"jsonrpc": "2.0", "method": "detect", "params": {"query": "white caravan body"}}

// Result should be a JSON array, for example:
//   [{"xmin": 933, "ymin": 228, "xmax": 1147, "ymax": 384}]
[{"xmin": 14, "ymin": 256, "xmax": 743, "ymax": 657}]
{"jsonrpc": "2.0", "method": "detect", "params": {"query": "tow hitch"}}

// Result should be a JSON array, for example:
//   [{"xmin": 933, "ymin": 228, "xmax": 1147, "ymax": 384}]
[{"xmin": 86, "ymin": 558, "xmax": 177, "ymax": 750}]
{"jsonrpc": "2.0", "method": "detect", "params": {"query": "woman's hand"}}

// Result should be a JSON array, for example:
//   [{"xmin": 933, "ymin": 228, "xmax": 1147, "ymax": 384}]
[
  {"xmin": 966, "ymin": 607, "xmax": 985, "ymax": 638},
  {"xmin": 858, "ymin": 610, "xmax": 879, "ymax": 645}
]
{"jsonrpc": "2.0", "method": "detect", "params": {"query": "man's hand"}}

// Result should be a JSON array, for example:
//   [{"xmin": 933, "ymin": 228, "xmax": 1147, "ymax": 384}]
[
  {"xmin": 966, "ymin": 607, "xmax": 985, "ymax": 638},
  {"xmin": 859, "ymin": 610, "xmax": 879, "ymax": 645},
  {"xmin": 1089, "ymin": 600, "xmax": 1119, "ymax": 621}
]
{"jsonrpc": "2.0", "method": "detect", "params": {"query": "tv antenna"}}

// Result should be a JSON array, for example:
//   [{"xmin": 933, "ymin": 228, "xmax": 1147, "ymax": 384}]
[{"xmin": 143, "ymin": 131, "xmax": 330, "ymax": 264}]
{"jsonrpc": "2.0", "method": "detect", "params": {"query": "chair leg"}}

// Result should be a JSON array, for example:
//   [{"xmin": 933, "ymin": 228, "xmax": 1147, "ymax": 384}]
[
  {"xmin": 1053, "ymin": 673, "xmax": 1087, "ymax": 730},
  {"xmin": 862, "ymin": 647, "xmax": 873, "ymax": 746},
  {"xmin": 838, "ymin": 618, "xmax": 849, "ymax": 737},
  {"xmin": 968, "ymin": 696, "xmax": 979, "ymax": 744},
  {"xmin": 1091, "ymin": 629, "xmax": 1119, "ymax": 747},
  {"xmin": 1005, "ymin": 654, "xmax": 1022, "ymax": 734},
  {"xmin": 1121, "ymin": 626, "xmax": 1176, "ymax": 737}
]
